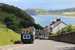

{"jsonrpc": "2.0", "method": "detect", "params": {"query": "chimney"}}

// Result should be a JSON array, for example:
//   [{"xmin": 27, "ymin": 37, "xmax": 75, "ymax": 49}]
[
  {"xmin": 50, "ymin": 24, "xmax": 52, "ymax": 26},
  {"xmin": 56, "ymin": 19, "xmax": 61, "ymax": 22},
  {"xmin": 52, "ymin": 21, "xmax": 56, "ymax": 24},
  {"xmin": 45, "ymin": 26, "xmax": 48, "ymax": 28}
]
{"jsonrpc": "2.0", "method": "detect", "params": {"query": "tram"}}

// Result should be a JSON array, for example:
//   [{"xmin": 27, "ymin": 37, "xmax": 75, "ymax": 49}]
[{"xmin": 21, "ymin": 28, "xmax": 35, "ymax": 43}]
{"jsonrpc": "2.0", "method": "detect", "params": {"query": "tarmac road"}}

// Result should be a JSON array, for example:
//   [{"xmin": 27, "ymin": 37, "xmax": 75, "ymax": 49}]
[{"xmin": 14, "ymin": 39, "xmax": 75, "ymax": 50}]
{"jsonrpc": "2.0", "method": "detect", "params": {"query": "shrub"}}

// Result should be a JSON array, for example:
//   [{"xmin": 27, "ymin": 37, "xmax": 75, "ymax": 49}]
[
  {"xmin": 50, "ymin": 32, "xmax": 57, "ymax": 35},
  {"xmin": 58, "ymin": 24, "xmax": 75, "ymax": 34},
  {"xmin": 67, "ymin": 24, "xmax": 75, "ymax": 32},
  {"xmin": 60, "ymin": 27, "xmax": 68, "ymax": 34}
]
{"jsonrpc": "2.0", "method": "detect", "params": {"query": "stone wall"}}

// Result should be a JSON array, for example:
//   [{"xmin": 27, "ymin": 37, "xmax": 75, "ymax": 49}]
[{"xmin": 48, "ymin": 31, "xmax": 75, "ymax": 43}]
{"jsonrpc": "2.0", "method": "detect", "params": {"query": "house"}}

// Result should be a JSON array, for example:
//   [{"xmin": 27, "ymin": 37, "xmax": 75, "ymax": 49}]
[
  {"xmin": 35, "ymin": 29, "xmax": 40, "ymax": 38},
  {"xmin": 39, "ymin": 26, "xmax": 49, "ymax": 36},
  {"xmin": 39, "ymin": 19, "xmax": 67, "ymax": 36},
  {"xmin": 44, "ymin": 26, "xmax": 49, "ymax": 35},
  {"xmin": 39, "ymin": 30, "xmax": 43, "ymax": 35},
  {"xmin": 28, "ymin": 26, "xmax": 36, "ymax": 35},
  {"xmin": 49, "ymin": 19, "xmax": 67, "ymax": 33}
]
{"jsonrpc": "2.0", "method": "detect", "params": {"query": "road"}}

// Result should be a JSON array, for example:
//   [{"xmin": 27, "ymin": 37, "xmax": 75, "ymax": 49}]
[{"xmin": 14, "ymin": 39, "xmax": 75, "ymax": 50}]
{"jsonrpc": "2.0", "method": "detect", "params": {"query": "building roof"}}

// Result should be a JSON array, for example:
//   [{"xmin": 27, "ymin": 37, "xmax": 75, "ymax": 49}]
[
  {"xmin": 21, "ymin": 28, "xmax": 33, "ymax": 31},
  {"xmin": 50, "ymin": 21, "xmax": 67, "ymax": 28},
  {"xmin": 44, "ymin": 19, "xmax": 67, "ymax": 30},
  {"xmin": 21, "ymin": 26, "xmax": 35, "ymax": 31}
]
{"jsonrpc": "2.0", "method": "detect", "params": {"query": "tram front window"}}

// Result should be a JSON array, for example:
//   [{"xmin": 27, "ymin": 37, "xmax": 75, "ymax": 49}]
[{"xmin": 26, "ymin": 30, "xmax": 29, "ymax": 34}]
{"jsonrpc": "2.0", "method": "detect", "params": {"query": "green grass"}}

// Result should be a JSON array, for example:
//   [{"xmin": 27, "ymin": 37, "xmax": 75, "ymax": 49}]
[
  {"xmin": 57, "ymin": 12, "xmax": 75, "ymax": 16},
  {"xmin": 0, "ymin": 23, "xmax": 21, "ymax": 46}
]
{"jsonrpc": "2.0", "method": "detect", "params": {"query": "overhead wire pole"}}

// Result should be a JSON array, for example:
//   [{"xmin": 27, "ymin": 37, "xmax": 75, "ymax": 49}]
[
  {"xmin": 58, "ymin": 20, "xmax": 59, "ymax": 41},
  {"xmin": 2, "ymin": 13, "xmax": 8, "ymax": 32},
  {"xmin": 57, "ymin": 16, "xmax": 60, "ymax": 41},
  {"xmin": 4, "ymin": 19, "xmax": 8, "ymax": 32}
]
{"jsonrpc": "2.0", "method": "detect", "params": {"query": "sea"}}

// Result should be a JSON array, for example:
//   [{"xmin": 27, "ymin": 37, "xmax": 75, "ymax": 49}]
[{"xmin": 31, "ymin": 15, "xmax": 75, "ymax": 27}]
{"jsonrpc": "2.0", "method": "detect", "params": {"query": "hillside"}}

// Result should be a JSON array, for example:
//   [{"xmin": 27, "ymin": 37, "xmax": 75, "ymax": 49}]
[
  {"xmin": 57, "ymin": 12, "xmax": 75, "ymax": 16},
  {"xmin": 0, "ymin": 3, "xmax": 44, "ymax": 32},
  {"xmin": 0, "ymin": 28, "xmax": 21, "ymax": 46},
  {"xmin": 25, "ymin": 8, "xmax": 75, "ymax": 16},
  {"xmin": 0, "ymin": 22, "xmax": 21, "ymax": 46},
  {"xmin": 0, "ymin": 22, "xmax": 4, "ymax": 27},
  {"xmin": 24, "ymin": 8, "xmax": 48, "ymax": 15}
]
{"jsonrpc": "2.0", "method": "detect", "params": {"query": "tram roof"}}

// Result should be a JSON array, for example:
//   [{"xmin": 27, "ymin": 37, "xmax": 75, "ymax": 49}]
[{"xmin": 21, "ymin": 28, "xmax": 33, "ymax": 31}]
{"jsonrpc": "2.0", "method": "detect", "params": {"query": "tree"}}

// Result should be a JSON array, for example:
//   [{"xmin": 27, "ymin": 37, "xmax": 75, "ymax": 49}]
[
  {"xmin": 5, "ymin": 17, "xmax": 13, "ymax": 22},
  {"xmin": 59, "ymin": 24, "xmax": 75, "ymax": 34},
  {"xmin": 67, "ymin": 24, "xmax": 74, "ymax": 32},
  {"xmin": 8, "ymin": 25, "xmax": 15, "ymax": 30},
  {"xmin": 33, "ymin": 24, "xmax": 44, "ymax": 30},
  {"xmin": 60, "ymin": 27, "xmax": 68, "ymax": 34},
  {"xmin": 20, "ymin": 20, "xmax": 29, "ymax": 28},
  {"xmin": 6, "ymin": 22, "xmax": 14, "ymax": 26}
]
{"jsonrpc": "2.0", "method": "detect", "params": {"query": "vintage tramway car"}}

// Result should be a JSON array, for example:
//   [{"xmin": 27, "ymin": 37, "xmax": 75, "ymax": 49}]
[{"xmin": 21, "ymin": 28, "xmax": 35, "ymax": 43}]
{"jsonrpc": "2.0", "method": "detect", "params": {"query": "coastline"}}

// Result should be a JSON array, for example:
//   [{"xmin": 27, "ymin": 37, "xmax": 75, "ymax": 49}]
[{"xmin": 34, "ymin": 15, "xmax": 75, "ymax": 18}]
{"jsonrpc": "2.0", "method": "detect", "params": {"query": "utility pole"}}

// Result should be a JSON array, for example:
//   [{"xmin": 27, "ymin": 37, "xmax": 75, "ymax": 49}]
[
  {"xmin": 58, "ymin": 22, "xmax": 59, "ymax": 41},
  {"xmin": 4, "ymin": 24, "xmax": 7, "ymax": 31},
  {"xmin": 57, "ymin": 16, "xmax": 60, "ymax": 41}
]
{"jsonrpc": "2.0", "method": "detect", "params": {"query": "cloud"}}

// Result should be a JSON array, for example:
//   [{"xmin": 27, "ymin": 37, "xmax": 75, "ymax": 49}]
[
  {"xmin": 47, "ymin": 3, "xmax": 75, "ymax": 9},
  {"xmin": 0, "ymin": 0, "xmax": 20, "ymax": 2},
  {"xmin": 0, "ymin": 0, "xmax": 75, "ymax": 10}
]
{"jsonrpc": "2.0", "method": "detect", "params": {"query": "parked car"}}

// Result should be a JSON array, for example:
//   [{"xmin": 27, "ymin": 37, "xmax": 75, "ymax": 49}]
[
  {"xmin": 40, "ymin": 36, "xmax": 44, "ymax": 39},
  {"xmin": 44, "ymin": 36, "xmax": 48, "ymax": 40}
]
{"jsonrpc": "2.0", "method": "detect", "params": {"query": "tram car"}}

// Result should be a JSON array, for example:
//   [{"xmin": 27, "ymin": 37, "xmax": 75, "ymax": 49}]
[{"xmin": 21, "ymin": 28, "xmax": 35, "ymax": 43}]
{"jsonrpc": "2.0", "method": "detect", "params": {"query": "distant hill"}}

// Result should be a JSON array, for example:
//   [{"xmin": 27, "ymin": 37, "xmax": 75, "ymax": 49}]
[
  {"xmin": 49, "ymin": 8, "xmax": 75, "ymax": 14},
  {"xmin": 0, "ymin": 3, "xmax": 44, "ymax": 33},
  {"xmin": 57, "ymin": 12, "xmax": 75, "ymax": 16},
  {"xmin": 24, "ymin": 8, "xmax": 48, "ymax": 15},
  {"xmin": 24, "ymin": 8, "xmax": 75, "ymax": 16}
]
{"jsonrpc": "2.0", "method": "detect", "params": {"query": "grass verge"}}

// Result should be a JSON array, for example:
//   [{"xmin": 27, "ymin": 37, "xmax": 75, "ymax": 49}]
[{"xmin": 0, "ymin": 28, "xmax": 21, "ymax": 46}]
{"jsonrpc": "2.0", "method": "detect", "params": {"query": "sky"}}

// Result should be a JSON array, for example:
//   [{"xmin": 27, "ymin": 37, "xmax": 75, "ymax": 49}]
[{"xmin": 0, "ymin": 0, "xmax": 75, "ymax": 10}]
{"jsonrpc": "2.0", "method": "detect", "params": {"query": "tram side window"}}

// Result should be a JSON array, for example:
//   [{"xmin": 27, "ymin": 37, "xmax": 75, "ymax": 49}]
[
  {"xmin": 29, "ymin": 30, "xmax": 31, "ymax": 34},
  {"xmin": 26, "ymin": 30, "xmax": 29, "ymax": 34},
  {"xmin": 22, "ymin": 31, "xmax": 25, "ymax": 34}
]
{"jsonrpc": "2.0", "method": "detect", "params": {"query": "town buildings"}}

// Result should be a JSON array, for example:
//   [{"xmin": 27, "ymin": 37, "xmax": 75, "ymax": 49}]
[{"xmin": 40, "ymin": 19, "xmax": 67, "ymax": 35}]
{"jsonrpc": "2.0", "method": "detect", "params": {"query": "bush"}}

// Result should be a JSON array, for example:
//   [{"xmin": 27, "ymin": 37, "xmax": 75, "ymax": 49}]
[
  {"xmin": 57, "ymin": 24, "xmax": 75, "ymax": 34},
  {"xmin": 67, "ymin": 24, "xmax": 75, "ymax": 32},
  {"xmin": 33, "ymin": 24, "xmax": 44, "ymax": 30},
  {"xmin": 50, "ymin": 32, "xmax": 57, "ymax": 35},
  {"xmin": 60, "ymin": 27, "xmax": 68, "ymax": 34},
  {"xmin": 14, "ymin": 41, "xmax": 21, "ymax": 44}
]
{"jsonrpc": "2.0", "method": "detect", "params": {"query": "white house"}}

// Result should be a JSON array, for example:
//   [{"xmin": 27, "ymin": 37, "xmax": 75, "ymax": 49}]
[
  {"xmin": 49, "ymin": 19, "xmax": 67, "ymax": 33},
  {"xmin": 40, "ymin": 19, "xmax": 67, "ymax": 35}
]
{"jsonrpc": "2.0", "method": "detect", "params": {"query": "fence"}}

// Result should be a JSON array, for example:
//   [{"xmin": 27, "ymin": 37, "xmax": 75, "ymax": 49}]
[{"xmin": 48, "ymin": 31, "xmax": 75, "ymax": 43}]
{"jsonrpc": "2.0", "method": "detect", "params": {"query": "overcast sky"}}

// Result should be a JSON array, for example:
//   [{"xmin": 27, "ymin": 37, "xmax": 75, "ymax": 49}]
[{"xmin": 0, "ymin": 0, "xmax": 75, "ymax": 10}]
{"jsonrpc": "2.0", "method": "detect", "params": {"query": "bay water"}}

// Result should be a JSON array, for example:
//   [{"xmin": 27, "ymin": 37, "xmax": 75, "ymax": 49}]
[{"xmin": 31, "ymin": 15, "xmax": 75, "ymax": 27}]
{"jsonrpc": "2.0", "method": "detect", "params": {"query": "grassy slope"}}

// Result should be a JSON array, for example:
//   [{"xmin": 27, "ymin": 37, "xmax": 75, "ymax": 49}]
[
  {"xmin": 0, "ymin": 23, "xmax": 21, "ymax": 46},
  {"xmin": 57, "ymin": 12, "xmax": 75, "ymax": 16}
]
